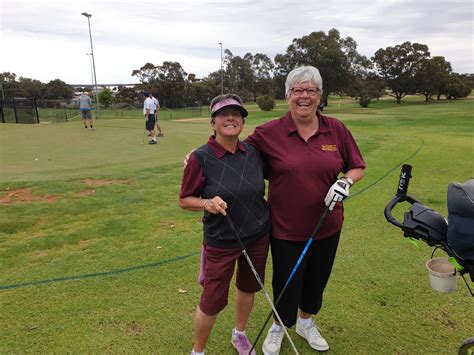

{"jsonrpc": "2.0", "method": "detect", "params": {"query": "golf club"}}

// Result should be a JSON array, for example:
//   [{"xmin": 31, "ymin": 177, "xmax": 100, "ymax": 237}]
[
  {"xmin": 250, "ymin": 203, "xmax": 333, "ymax": 353},
  {"xmin": 142, "ymin": 129, "xmax": 147, "ymax": 144},
  {"xmin": 225, "ymin": 215, "xmax": 299, "ymax": 355}
]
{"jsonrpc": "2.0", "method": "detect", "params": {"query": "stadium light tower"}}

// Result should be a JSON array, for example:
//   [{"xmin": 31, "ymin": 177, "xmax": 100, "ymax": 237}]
[
  {"xmin": 81, "ymin": 12, "xmax": 100, "ymax": 119},
  {"xmin": 218, "ymin": 42, "xmax": 223, "ymax": 95}
]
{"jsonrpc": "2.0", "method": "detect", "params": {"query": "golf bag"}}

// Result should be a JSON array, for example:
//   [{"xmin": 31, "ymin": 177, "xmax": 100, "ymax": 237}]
[{"xmin": 447, "ymin": 179, "xmax": 474, "ymax": 264}]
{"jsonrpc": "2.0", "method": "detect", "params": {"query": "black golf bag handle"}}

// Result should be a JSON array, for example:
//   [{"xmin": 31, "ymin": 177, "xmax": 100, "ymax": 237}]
[{"xmin": 384, "ymin": 164, "xmax": 420, "ymax": 228}]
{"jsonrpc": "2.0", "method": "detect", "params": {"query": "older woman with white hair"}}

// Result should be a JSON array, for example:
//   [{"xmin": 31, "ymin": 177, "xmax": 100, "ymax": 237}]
[{"xmin": 246, "ymin": 65, "xmax": 366, "ymax": 354}]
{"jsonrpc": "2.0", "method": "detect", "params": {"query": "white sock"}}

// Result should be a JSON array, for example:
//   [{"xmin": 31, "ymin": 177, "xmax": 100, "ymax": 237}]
[
  {"xmin": 297, "ymin": 317, "xmax": 312, "ymax": 327},
  {"xmin": 270, "ymin": 323, "xmax": 283, "ymax": 332},
  {"xmin": 192, "ymin": 348, "xmax": 205, "ymax": 355},
  {"xmin": 233, "ymin": 328, "xmax": 246, "ymax": 336}
]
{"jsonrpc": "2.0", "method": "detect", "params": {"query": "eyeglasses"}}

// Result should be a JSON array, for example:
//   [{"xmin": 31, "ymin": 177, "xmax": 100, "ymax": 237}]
[{"xmin": 290, "ymin": 87, "xmax": 321, "ymax": 96}]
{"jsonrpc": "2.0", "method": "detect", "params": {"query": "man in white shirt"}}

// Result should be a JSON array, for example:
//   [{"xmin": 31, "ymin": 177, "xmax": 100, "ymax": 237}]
[{"xmin": 143, "ymin": 92, "xmax": 157, "ymax": 145}]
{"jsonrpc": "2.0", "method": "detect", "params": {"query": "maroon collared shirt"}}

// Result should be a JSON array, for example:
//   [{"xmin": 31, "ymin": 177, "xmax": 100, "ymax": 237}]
[
  {"xmin": 180, "ymin": 136, "xmax": 247, "ymax": 198},
  {"xmin": 246, "ymin": 111, "xmax": 366, "ymax": 241}
]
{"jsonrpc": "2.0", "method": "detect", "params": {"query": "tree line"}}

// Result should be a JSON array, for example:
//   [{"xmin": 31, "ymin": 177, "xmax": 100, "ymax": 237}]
[{"xmin": 1, "ymin": 28, "xmax": 472, "ymax": 109}]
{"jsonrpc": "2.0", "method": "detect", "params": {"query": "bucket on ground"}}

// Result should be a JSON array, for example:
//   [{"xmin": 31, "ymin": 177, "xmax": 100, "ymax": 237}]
[{"xmin": 425, "ymin": 257, "xmax": 457, "ymax": 293}]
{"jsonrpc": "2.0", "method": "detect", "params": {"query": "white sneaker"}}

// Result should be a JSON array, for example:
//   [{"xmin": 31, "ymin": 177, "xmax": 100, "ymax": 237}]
[
  {"xmin": 296, "ymin": 319, "xmax": 329, "ymax": 351},
  {"xmin": 262, "ymin": 325, "xmax": 284, "ymax": 355}
]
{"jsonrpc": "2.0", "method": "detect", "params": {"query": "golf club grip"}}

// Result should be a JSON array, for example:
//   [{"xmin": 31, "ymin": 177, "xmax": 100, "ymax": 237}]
[{"xmin": 397, "ymin": 164, "xmax": 412, "ymax": 197}]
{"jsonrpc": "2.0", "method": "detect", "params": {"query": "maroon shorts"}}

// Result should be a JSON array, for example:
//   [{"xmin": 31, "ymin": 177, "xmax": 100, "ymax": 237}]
[{"xmin": 199, "ymin": 234, "xmax": 270, "ymax": 315}]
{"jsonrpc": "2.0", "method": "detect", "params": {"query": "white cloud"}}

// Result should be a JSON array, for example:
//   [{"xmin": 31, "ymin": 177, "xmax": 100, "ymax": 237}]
[{"xmin": 1, "ymin": 0, "xmax": 472, "ymax": 84}]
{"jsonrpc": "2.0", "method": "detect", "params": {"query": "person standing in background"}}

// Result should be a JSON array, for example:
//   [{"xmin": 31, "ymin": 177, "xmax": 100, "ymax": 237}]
[
  {"xmin": 78, "ymin": 92, "xmax": 94, "ymax": 131},
  {"xmin": 143, "ymin": 91, "xmax": 157, "ymax": 145},
  {"xmin": 150, "ymin": 93, "xmax": 164, "ymax": 137}
]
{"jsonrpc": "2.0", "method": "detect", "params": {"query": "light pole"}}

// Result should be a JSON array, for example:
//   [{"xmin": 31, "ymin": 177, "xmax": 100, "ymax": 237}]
[
  {"xmin": 0, "ymin": 81, "xmax": 4, "ymax": 102},
  {"xmin": 81, "ymin": 12, "xmax": 100, "ymax": 119},
  {"xmin": 218, "ymin": 42, "xmax": 223, "ymax": 95},
  {"xmin": 86, "ymin": 53, "xmax": 94, "ymax": 89}
]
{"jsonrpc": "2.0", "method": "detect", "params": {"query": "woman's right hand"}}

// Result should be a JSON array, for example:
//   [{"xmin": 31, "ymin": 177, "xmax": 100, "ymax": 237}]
[{"xmin": 204, "ymin": 196, "xmax": 228, "ymax": 215}]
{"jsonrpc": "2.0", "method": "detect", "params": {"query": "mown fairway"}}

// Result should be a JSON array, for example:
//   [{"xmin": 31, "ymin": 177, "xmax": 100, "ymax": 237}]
[{"xmin": 1, "ymin": 96, "xmax": 473, "ymax": 354}]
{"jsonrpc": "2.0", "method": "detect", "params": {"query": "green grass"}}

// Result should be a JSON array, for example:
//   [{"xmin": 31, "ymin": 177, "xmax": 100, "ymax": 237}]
[{"xmin": 1, "ymin": 95, "xmax": 473, "ymax": 353}]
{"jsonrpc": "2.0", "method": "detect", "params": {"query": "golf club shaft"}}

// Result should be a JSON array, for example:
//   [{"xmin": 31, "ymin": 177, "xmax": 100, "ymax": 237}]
[
  {"xmin": 250, "ymin": 205, "xmax": 331, "ymax": 352},
  {"xmin": 225, "ymin": 216, "xmax": 299, "ymax": 354}
]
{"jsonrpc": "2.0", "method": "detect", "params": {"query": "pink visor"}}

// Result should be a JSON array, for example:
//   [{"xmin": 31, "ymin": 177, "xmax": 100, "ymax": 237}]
[{"xmin": 211, "ymin": 98, "xmax": 248, "ymax": 118}]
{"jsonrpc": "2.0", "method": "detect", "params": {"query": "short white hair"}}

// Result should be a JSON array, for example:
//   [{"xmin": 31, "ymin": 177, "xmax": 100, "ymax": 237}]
[{"xmin": 285, "ymin": 66, "xmax": 323, "ymax": 97}]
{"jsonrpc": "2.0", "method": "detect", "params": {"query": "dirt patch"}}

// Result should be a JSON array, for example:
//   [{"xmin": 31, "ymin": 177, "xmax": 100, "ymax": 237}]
[
  {"xmin": 125, "ymin": 321, "xmax": 143, "ymax": 336},
  {"xmin": 78, "ymin": 189, "xmax": 97, "ymax": 196},
  {"xmin": 31, "ymin": 250, "xmax": 49, "ymax": 258},
  {"xmin": 83, "ymin": 179, "xmax": 130, "ymax": 187},
  {"xmin": 173, "ymin": 117, "xmax": 208, "ymax": 122},
  {"xmin": 0, "ymin": 188, "xmax": 57, "ymax": 205},
  {"xmin": 431, "ymin": 309, "xmax": 456, "ymax": 328}
]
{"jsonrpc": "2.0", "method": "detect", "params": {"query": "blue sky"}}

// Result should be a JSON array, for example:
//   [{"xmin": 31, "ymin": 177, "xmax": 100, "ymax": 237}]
[{"xmin": 1, "ymin": 0, "xmax": 472, "ymax": 85}]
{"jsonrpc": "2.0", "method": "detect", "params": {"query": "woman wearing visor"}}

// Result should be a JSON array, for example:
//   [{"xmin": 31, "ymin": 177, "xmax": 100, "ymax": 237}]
[{"xmin": 179, "ymin": 94, "xmax": 271, "ymax": 355}]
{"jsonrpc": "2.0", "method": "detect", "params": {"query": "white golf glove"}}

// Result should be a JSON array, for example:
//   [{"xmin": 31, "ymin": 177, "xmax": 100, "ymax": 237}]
[{"xmin": 324, "ymin": 179, "xmax": 350, "ymax": 211}]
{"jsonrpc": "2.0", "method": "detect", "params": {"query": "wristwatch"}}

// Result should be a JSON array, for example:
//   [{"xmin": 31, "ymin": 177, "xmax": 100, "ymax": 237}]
[{"xmin": 341, "ymin": 176, "xmax": 354, "ymax": 186}]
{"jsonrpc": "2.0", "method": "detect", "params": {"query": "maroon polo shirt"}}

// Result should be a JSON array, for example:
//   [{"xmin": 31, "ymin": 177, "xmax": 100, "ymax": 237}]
[
  {"xmin": 180, "ymin": 136, "xmax": 247, "ymax": 198},
  {"xmin": 245, "ymin": 111, "xmax": 365, "ymax": 241}
]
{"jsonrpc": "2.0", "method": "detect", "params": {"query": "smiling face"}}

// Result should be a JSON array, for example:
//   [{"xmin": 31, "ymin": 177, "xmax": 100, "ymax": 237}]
[
  {"xmin": 211, "ymin": 107, "xmax": 244, "ymax": 139},
  {"xmin": 286, "ymin": 81, "xmax": 321, "ymax": 122}
]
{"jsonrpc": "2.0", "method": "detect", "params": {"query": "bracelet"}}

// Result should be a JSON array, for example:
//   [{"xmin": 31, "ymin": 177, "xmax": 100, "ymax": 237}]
[
  {"xmin": 341, "ymin": 176, "xmax": 354, "ymax": 186},
  {"xmin": 201, "ymin": 199, "xmax": 210, "ymax": 211}
]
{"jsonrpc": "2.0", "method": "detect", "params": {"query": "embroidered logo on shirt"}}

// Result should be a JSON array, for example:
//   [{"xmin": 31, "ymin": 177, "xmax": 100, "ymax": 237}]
[{"xmin": 321, "ymin": 144, "xmax": 337, "ymax": 151}]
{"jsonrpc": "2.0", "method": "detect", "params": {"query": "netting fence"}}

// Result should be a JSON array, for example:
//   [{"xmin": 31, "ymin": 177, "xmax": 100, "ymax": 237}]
[
  {"xmin": 0, "ymin": 98, "xmax": 40, "ymax": 124},
  {"xmin": 36, "ymin": 100, "xmax": 80, "ymax": 122}
]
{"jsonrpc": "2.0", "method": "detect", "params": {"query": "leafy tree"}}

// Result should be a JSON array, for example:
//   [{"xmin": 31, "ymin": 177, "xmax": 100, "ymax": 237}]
[
  {"xmin": 247, "ymin": 53, "xmax": 276, "ymax": 99},
  {"xmin": 211, "ymin": 50, "xmax": 276, "ymax": 102},
  {"xmin": 199, "ymin": 71, "xmax": 223, "ymax": 103},
  {"xmin": 115, "ymin": 86, "xmax": 140, "ymax": 105},
  {"xmin": 42, "ymin": 79, "xmax": 74, "ymax": 100},
  {"xmin": 224, "ymin": 50, "xmax": 255, "ymax": 101},
  {"xmin": 18, "ymin": 78, "xmax": 45, "ymax": 99},
  {"xmin": 415, "ymin": 56, "xmax": 452, "ymax": 101},
  {"xmin": 372, "ymin": 41, "xmax": 430, "ymax": 103},
  {"xmin": 0, "ymin": 72, "xmax": 17, "ymax": 82},
  {"xmin": 347, "ymin": 73, "xmax": 385, "ymax": 107},
  {"xmin": 132, "ymin": 61, "xmax": 188, "ymax": 108},
  {"xmin": 274, "ymin": 28, "xmax": 368, "ymax": 105},
  {"xmin": 131, "ymin": 63, "xmax": 160, "ymax": 83},
  {"xmin": 0, "ymin": 72, "xmax": 24, "ymax": 99},
  {"xmin": 99, "ymin": 87, "xmax": 114, "ymax": 108},
  {"xmin": 460, "ymin": 73, "xmax": 474, "ymax": 89},
  {"xmin": 444, "ymin": 74, "xmax": 471, "ymax": 99},
  {"xmin": 155, "ymin": 61, "xmax": 188, "ymax": 108}
]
